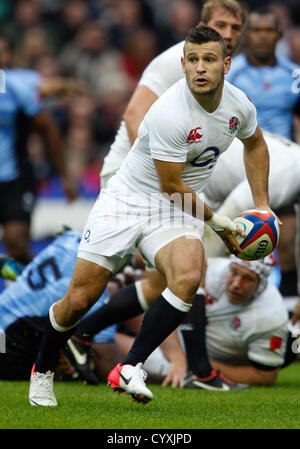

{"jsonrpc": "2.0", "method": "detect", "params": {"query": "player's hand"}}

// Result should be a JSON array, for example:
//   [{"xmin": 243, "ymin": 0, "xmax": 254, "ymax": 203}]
[
  {"xmin": 61, "ymin": 175, "xmax": 79, "ymax": 202},
  {"xmin": 256, "ymin": 206, "xmax": 283, "ymax": 226},
  {"xmin": 206, "ymin": 213, "xmax": 245, "ymax": 256},
  {"xmin": 162, "ymin": 362, "xmax": 187, "ymax": 388}
]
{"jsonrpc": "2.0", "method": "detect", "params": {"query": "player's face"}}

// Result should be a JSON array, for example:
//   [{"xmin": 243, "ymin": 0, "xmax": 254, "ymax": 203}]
[
  {"xmin": 245, "ymin": 13, "xmax": 281, "ymax": 60},
  {"xmin": 226, "ymin": 263, "xmax": 259, "ymax": 304},
  {"xmin": 182, "ymin": 41, "xmax": 231, "ymax": 98},
  {"xmin": 206, "ymin": 7, "xmax": 243, "ymax": 56}
]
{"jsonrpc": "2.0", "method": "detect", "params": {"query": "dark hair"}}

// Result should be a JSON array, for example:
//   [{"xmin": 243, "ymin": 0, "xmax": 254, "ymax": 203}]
[
  {"xmin": 247, "ymin": 7, "xmax": 280, "ymax": 31},
  {"xmin": 185, "ymin": 25, "xmax": 228, "ymax": 58}
]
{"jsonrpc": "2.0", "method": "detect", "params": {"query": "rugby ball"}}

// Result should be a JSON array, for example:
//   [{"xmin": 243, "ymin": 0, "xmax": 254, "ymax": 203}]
[{"xmin": 233, "ymin": 209, "xmax": 280, "ymax": 261}]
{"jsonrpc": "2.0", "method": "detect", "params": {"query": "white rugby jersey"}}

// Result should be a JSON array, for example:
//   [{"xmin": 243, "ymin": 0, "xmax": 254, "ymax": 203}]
[
  {"xmin": 206, "ymin": 131, "xmax": 300, "ymax": 212},
  {"xmin": 110, "ymin": 78, "xmax": 257, "ymax": 195},
  {"xmin": 101, "ymin": 41, "xmax": 185, "ymax": 178},
  {"xmin": 204, "ymin": 258, "xmax": 288, "ymax": 368}
]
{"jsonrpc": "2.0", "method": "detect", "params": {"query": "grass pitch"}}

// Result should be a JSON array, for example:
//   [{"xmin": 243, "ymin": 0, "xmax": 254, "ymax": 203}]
[{"xmin": 0, "ymin": 363, "xmax": 299, "ymax": 430}]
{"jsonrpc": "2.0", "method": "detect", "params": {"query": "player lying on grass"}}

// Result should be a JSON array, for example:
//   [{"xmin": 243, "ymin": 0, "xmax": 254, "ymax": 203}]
[{"xmin": 116, "ymin": 256, "xmax": 299, "ymax": 387}]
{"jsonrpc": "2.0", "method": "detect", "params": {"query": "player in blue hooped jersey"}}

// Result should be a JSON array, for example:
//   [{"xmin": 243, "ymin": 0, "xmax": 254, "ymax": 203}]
[
  {"xmin": 0, "ymin": 229, "xmax": 118, "ymax": 381},
  {"xmin": 226, "ymin": 7, "xmax": 300, "ymax": 141}
]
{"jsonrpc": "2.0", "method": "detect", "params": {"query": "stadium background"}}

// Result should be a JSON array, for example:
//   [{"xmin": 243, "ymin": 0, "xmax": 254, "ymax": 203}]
[{"xmin": 0, "ymin": 0, "xmax": 298, "ymax": 287}]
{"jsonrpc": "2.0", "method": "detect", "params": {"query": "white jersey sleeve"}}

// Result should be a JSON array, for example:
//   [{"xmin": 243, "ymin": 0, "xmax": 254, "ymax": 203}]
[
  {"xmin": 138, "ymin": 42, "xmax": 185, "ymax": 97},
  {"xmin": 246, "ymin": 326, "xmax": 288, "ymax": 368}
]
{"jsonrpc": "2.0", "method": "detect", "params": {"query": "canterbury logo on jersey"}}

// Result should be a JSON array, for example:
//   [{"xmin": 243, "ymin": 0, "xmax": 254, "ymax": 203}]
[{"xmin": 187, "ymin": 127, "xmax": 203, "ymax": 144}]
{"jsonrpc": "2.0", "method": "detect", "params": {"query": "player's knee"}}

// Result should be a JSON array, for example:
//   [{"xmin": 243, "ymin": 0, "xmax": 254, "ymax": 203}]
[
  {"xmin": 67, "ymin": 288, "xmax": 98, "ymax": 313},
  {"xmin": 169, "ymin": 267, "xmax": 201, "ymax": 300}
]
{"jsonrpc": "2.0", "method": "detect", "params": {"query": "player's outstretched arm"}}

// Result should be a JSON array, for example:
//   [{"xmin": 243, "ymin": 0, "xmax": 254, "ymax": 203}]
[
  {"xmin": 123, "ymin": 85, "xmax": 158, "ymax": 146},
  {"xmin": 38, "ymin": 77, "xmax": 87, "ymax": 98},
  {"xmin": 210, "ymin": 359, "xmax": 279, "ymax": 386},
  {"xmin": 241, "ymin": 126, "xmax": 281, "ymax": 224},
  {"xmin": 32, "ymin": 110, "xmax": 78, "ymax": 201}
]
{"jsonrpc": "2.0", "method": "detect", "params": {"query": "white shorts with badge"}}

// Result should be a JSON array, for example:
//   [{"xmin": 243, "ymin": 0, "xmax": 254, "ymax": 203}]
[{"xmin": 78, "ymin": 180, "xmax": 203, "ymax": 273}]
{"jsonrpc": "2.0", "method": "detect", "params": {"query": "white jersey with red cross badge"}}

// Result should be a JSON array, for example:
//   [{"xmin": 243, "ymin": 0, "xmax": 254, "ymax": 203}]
[
  {"xmin": 204, "ymin": 258, "xmax": 289, "ymax": 368},
  {"xmin": 108, "ymin": 78, "xmax": 257, "ymax": 195}
]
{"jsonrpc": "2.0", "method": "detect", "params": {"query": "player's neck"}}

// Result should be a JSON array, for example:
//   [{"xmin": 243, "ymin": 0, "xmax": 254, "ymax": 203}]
[
  {"xmin": 246, "ymin": 53, "xmax": 277, "ymax": 68},
  {"xmin": 190, "ymin": 81, "xmax": 224, "ymax": 113}
]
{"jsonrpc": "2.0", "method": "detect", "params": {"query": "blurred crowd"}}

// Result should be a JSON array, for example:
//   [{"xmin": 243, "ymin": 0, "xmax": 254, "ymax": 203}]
[{"xmin": 1, "ymin": 0, "xmax": 300, "ymax": 198}]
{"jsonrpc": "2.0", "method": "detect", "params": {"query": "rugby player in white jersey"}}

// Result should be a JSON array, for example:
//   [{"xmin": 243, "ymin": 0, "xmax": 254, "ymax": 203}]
[
  {"xmin": 29, "ymin": 26, "xmax": 274, "ymax": 407},
  {"xmin": 90, "ymin": 0, "xmax": 246, "ymax": 388},
  {"xmin": 101, "ymin": 0, "xmax": 244, "ymax": 185},
  {"xmin": 136, "ymin": 256, "xmax": 290, "ymax": 387}
]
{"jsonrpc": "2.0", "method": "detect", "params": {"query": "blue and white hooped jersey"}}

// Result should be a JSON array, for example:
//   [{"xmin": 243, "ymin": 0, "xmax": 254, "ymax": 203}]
[
  {"xmin": 0, "ymin": 69, "xmax": 43, "ymax": 182},
  {"xmin": 0, "ymin": 230, "xmax": 116, "ymax": 343},
  {"xmin": 226, "ymin": 54, "xmax": 300, "ymax": 140}
]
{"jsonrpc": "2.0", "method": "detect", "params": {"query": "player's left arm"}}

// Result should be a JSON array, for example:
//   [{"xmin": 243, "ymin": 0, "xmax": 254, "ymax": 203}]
[
  {"xmin": 240, "ymin": 125, "xmax": 282, "ymax": 224},
  {"xmin": 38, "ymin": 77, "xmax": 87, "ymax": 98},
  {"xmin": 240, "ymin": 125, "xmax": 270, "ymax": 211},
  {"xmin": 31, "ymin": 110, "xmax": 78, "ymax": 201},
  {"xmin": 210, "ymin": 359, "xmax": 279, "ymax": 386}
]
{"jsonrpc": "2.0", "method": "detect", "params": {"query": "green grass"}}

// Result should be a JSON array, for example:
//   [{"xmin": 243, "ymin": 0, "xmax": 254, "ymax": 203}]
[{"xmin": 0, "ymin": 363, "xmax": 300, "ymax": 430}]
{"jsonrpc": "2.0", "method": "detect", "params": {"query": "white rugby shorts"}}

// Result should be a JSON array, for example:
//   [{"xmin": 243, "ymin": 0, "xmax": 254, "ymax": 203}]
[{"xmin": 78, "ymin": 184, "xmax": 203, "ymax": 273}]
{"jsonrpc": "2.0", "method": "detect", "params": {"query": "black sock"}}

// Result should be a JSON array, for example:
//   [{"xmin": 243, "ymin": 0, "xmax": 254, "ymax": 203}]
[
  {"xmin": 75, "ymin": 283, "xmax": 144, "ymax": 342},
  {"xmin": 180, "ymin": 293, "xmax": 212, "ymax": 378},
  {"xmin": 121, "ymin": 293, "xmax": 188, "ymax": 366},
  {"xmin": 279, "ymin": 270, "xmax": 298, "ymax": 297},
  {"xmin": 35, "ymin": 313, "xmax": 77, "ymax": 373}
]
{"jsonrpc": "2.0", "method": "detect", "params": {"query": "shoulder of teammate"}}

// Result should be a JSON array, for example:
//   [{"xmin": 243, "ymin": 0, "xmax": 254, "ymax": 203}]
[
  {"xmin": 6, "ymin": 68, "xmax": 43, "ymax": 116},
  {"xmin": 250, "ymin": 283, "xmax": 288, "ymax": 332},
  {"xmin": 138, "ymin": 41, "xmax": 185, "ymax": 97}
]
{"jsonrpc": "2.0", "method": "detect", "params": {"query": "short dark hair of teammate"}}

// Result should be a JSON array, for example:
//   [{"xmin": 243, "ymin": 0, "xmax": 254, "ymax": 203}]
[{"xmin": 185, "ymin": 25, "xmax": 228, "ymax": 58}]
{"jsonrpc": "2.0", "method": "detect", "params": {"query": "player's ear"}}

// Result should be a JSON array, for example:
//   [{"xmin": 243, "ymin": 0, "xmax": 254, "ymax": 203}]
[
  {"xmin": 224, "ymin": 55, "xmax": 231, "ymax": 74},
  {"xmin": 181, "ymin": 56, "xmax": 186, "ymax": 73}
]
